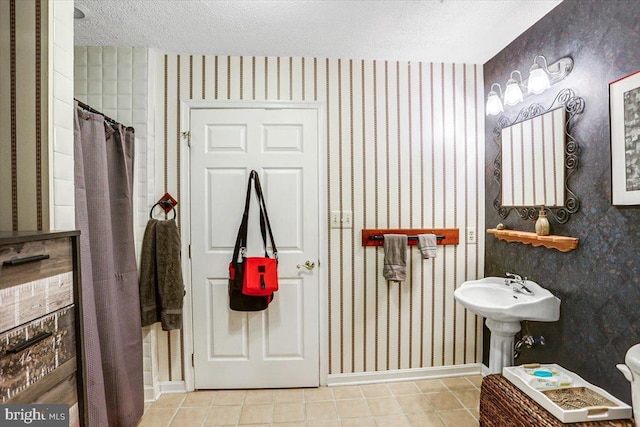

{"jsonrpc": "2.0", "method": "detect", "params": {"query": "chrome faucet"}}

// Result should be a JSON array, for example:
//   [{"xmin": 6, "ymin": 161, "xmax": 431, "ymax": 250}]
[
  {"xmin": 505, "ymin": 272, "xmax": 522, "ymax": 282},
  {"xmin": 505, "ymin": 272, "xmax": 533, "ymax": 295}
]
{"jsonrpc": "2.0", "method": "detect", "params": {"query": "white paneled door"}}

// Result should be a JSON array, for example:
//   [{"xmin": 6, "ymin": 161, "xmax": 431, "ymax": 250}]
[{"xmin": 190, "ymin": 106, "xmax": 320, "ymax": 389}]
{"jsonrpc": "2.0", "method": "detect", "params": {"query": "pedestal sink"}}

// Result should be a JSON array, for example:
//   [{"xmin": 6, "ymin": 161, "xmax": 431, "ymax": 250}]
[{"xmin": 454, "ymin": 277, "xmax": 560, "ymax": 374}]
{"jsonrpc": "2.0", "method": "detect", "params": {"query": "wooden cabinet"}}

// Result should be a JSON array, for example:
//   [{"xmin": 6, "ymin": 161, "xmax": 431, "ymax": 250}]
[{"xmin": 0, "ymin": 231, "xmax": 86, "ymax": 427}]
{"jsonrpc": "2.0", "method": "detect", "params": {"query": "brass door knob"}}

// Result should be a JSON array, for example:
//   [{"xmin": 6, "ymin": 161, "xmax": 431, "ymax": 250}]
[{"xmin": 297, "ymin": 260, "xmax": 316, "ymax": 270}]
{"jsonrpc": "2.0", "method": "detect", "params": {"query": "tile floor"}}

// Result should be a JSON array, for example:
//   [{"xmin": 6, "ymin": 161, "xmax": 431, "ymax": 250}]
[{"xmin": 138, "ymin": 375, "xmax": 482, "ymax": 427}]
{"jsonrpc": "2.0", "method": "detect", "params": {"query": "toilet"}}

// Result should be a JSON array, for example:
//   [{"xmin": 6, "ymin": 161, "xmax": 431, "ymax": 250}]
[{"xmin": 617, "ymin": 343, "xmax": 640, "ymax": 426}]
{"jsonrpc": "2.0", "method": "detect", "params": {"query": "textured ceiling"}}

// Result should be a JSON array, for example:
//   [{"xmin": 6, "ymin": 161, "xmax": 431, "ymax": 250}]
[{"xmin": 74, "ymin": 0, "xmax": 562, "ymax": 64}]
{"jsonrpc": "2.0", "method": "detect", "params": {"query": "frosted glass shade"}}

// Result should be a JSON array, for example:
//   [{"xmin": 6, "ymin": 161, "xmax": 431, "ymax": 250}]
[
  {"xmin": 486, "ymin": 91, "xmax": 503, "ymax": 116},
  {"xmin": 528, "ymin": 67, "xmax": 551, "ymax": 94},
  {"xmin": 504, "ymin": 80, "xmax": 524, "ymax": 106}
]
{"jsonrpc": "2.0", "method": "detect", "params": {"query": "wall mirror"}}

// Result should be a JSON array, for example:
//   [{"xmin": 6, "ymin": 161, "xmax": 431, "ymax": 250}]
[{"xmin": 493, "ymin": 88, "xmax": 585, "ymax": 223}]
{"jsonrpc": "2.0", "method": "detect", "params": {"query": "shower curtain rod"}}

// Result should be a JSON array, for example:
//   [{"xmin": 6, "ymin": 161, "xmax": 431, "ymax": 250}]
[{"xmin": 75, "ymin": 98, "xmax": 135, "ymax": 132}]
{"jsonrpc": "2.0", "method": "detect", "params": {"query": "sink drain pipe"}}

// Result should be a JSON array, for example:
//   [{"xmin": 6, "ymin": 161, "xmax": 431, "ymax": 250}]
[{"xmin": 514, "ymin": 321, "xmax": 546, "ymax": 359}]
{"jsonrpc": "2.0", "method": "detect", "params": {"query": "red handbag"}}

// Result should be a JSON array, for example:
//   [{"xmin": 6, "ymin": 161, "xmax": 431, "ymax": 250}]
[
  {"xmin": 228, "ymin": 170, "xmax": 279, "ymax": 310},
  {"xmin": 241, "ymin": 257, "xmax": 278, "ymax": 296}
]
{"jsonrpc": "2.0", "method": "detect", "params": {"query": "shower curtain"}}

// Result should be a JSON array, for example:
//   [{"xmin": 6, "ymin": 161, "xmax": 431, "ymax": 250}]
[{"xmin": 74, "ymin": 102, "xmax": 144, "ymax": 427}]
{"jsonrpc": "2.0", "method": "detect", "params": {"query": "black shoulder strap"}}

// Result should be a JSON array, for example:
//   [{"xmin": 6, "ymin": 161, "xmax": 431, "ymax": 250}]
[
  {"xmin": 231, "ymin": 170, "xmax": 278, "ymax": 265},
  {"xmin": 253, "ymin": 172, "xmax": 278, "ymax": 259},
  {"xmin": 231, "ymin": 170, "xmax": 255, "ymax": 266}
]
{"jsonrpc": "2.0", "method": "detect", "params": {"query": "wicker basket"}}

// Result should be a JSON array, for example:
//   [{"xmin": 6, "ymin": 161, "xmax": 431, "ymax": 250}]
[{"xmin": 480, "ymin": 374, "xmax": 634, "ymax": 427}]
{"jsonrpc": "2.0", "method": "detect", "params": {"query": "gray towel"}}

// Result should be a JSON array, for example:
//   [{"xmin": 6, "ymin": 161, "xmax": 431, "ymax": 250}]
[
  {"xmin": 138, "ymin": 218, "xmax": 185, "ymax": 330},
  {"xmin": 139, "ymin": 219, "xmax": 159, "ymax": 327},
  {"xmin": 417, "ymin": 234, "xmax": 438, "ymax": 259},
  {"xmin": 383, "ymin": 234, "xmax": 407, "ymax": 282},
  {"xmin": 155, "ymin": 219, "xmax": 185, "ymax": 330}
]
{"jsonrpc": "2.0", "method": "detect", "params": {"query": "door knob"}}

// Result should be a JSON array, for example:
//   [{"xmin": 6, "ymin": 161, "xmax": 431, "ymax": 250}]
[{"xmin": 297, "ymin": 260, "xmax": 316, "ymax": 270}]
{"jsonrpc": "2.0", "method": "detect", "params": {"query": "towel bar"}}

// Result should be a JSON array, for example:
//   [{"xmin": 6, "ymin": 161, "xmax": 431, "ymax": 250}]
[
  {"xmin": 361, "ymin": 229, "xmax": 460, "ymax": 246},
  {"xmin": 368, "ymin": 235, "xmax": 445, "ymax": 242}
]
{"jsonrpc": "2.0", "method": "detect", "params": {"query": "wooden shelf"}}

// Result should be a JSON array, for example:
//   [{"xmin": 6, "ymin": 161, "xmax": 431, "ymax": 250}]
[{"xmin": 487, "ymin": 228, "xmax": 578, "ymax": 252}]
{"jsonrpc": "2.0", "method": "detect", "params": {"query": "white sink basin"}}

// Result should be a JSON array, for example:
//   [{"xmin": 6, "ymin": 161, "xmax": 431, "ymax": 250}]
[
  {"xmin": 454, "ymin": 276, "xmax": 561, "ymax": 374},
  {"xmin": 454, "ymin": 277, "xmax": 560, "ymax": 322}
]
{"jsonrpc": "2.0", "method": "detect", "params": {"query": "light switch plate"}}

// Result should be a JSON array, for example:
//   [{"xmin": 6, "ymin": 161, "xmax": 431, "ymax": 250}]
[
  {"xmin": 330, "ymin": 211, "xmax": 353, "ymax": 229},
  {"xmin": 330, "ymin": 211, "xmax": 342, "ymax": 229},
  {"xmin": 342, "ymin": 211, "xmax": 353, "ymax": 229}
]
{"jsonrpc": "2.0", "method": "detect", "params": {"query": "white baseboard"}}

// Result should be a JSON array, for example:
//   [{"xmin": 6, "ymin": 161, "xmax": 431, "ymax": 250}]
[
  {"xmin": 158, "ymin": 381, "xmax": 187, "ymax": 394},
  {"xmin": 145, "ymin": 381, "xmax": 186, "ymax": 402},
  {"xmin": 144, "ymin": 385, "xmax": 158, "ymax": 402},
  {"xmin": 481, "ymin": 364, "xmax": 491, "ymax": 376},
  {"xmin": 148, "ymin": 366, "xmax": 484, "ymax": 398},
  {"xmin": 327, "ymin": 364, "xmax": 482, "ymax": 387}
]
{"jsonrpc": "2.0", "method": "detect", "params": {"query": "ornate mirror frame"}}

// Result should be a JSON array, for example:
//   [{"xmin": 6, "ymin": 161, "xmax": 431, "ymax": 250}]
[{"xmin": 493, "ymin": 88, "xmax": 585, "ymax": 224}]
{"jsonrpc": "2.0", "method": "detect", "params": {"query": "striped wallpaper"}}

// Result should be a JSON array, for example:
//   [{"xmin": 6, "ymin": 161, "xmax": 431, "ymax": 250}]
[
  {"xmin": 156, "ymin": 54, "xmax": 485, "ymax": 381},
  {"xmin": 0, "ymin": 0, "xmax": 49, "ymax": 232}
]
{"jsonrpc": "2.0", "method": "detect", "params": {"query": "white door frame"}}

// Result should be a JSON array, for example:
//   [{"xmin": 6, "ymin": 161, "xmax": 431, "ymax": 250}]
[{"xmin": 179, "ymin": 100, "xmax": 328, "ymax": 391}]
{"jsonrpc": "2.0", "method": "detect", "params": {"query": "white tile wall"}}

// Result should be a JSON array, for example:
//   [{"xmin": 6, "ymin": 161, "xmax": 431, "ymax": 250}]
[
  {"xmin": 50, "ymin": 0, "xmax": 75, "ymax": 231},
  {"xmin": 75, "ymin": 45, "xmax": 158, "ymax": 401},
  {"xmin": 74, "ymin": 46, "xmax": 151, "ymax": 253}
]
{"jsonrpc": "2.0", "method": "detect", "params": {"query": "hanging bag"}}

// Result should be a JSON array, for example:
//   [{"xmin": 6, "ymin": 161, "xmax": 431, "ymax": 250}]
[{"xmin": 228, "ymin": 170, "xmax": 279, "ymax": 311}]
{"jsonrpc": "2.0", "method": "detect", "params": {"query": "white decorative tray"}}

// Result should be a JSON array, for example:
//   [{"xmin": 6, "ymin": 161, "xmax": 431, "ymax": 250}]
[{"xmin": 503, "ymin": 364, "xmax": 632, "ymax": 423}]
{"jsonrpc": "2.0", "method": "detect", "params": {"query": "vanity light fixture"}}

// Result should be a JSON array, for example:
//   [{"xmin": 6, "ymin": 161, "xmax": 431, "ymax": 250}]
[
  {"xmin": 486, "ymin": 55, "xmax": 574, "ymax": 115},
  {"xmin": 486, "ymin": 83, "xmax": 504, "ymax": 116},
  {"xmin": 503, "ymin": 70, "xmax": 525, "ymax": 106}
]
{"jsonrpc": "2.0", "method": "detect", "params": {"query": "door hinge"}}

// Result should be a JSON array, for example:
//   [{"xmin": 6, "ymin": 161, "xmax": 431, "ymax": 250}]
[
  {"xmin": 191, "ymin": 353, "xmax": 194, "ymax": 367},
  {"xmin": 181, "ymin": 131, "xmax": 191, "ymax": 147},
  {"xmin": 188, "ymin": 244, "xmax": 191, "ymax": 258}
]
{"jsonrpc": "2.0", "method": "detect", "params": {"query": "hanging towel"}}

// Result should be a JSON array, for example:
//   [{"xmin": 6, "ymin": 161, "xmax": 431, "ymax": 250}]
[
  {"xmin": 139, "ymin": 219, "xmax": 159, "ymax": 327},
  {"xmin": 155, "ymin": 219, "xmax": 185, "ymax": 330},
  {"xmin": 417, "ymin": 234, "xmax": 438, "ymax": 259},
  {"xmin": 138, "ymin": 218, "xmax": 185, "ymax": 330},
  {"xmin": 383, "ymin": 234, "xmax": 407, "ymax": 282}
]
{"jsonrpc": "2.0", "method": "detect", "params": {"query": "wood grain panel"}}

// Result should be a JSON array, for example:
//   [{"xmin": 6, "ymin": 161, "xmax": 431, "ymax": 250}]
[
  {"xmin": 1, "ymin": 306, "xmax": 75, "ymax": 402},
  {"xmin": 0, "ymin": 272, "xmax": 73, "ymax": 331},
  {"xmin": 32, "ymin": 372, "xmax": 77, "ymax": 407},
  {"xmin": 7, "ymin": 359, "xmax": 76, "ymax": 404},
  {"xmin": 32, "ymin": 373, "xmax": 81, "ymax": 426},
  {"xmin": 0, "ymin": 237, "xmax": 72, "ymax": 289}
]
